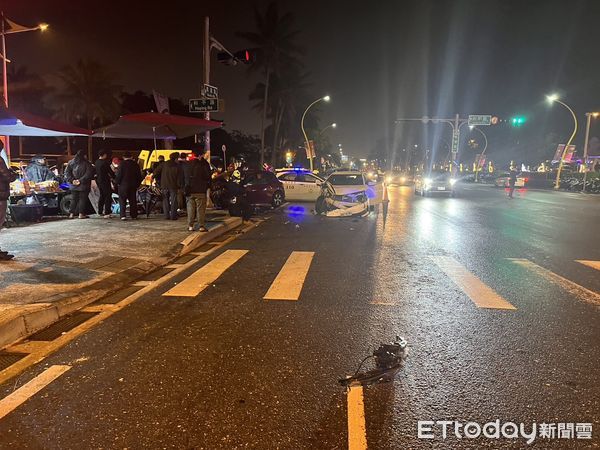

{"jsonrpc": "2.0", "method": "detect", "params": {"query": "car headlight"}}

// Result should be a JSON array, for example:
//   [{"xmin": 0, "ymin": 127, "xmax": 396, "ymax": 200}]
[
  {"xmin": 385, "ymin": 176, "xmax": 392, "ymax": 183},
  {"xmin": 424, "ymin": 178, "xmax": 432, "ymax": 186},
  {"xmin": 400, "ymin": 176, "xmax": 406, "ymax": 183},
  {"xmin": 449, "ymin": 178, "xmax": 457, "ymax": 185}
]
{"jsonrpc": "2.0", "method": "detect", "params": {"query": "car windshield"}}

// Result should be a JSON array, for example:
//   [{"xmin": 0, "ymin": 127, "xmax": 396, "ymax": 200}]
[
  {"xmin": 328, "ymin": 174, "xmax": 364, "ymax": 185},
  {"xmin": 428, "ymin": 171, "xmax": 451, "ymax": 180}
]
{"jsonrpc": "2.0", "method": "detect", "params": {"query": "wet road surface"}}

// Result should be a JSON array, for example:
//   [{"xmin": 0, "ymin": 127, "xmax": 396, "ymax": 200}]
[{"xmin": 0, "ymin": 184, "xmax": 598, "ymax": 449}]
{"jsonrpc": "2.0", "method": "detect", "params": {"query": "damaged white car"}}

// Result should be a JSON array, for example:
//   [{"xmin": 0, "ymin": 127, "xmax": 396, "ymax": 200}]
[{"xmin": 315, "ymin": 171, "xmax": 371, "ymax": 217}]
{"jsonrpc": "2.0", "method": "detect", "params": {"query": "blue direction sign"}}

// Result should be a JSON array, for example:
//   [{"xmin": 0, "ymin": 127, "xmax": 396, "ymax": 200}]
[{"xmin": 189, "ymin": 98, "xmax": 219, "ymax": 113}]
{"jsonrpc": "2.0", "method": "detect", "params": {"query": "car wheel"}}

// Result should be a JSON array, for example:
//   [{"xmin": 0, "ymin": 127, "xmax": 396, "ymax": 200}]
[
  {"xmin": 315, "ymin": 196, "xmax": 326, "ymax": 214},
  {"xmin": 271, "ymin": 190, "xmax": 284, "ymax": 208},
  {"xmin": 59, "ymin": 194, "xmax": 73, "ymax": 216}
]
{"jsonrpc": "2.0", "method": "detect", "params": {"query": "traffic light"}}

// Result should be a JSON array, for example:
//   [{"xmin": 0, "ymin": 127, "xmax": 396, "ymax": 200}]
[
  {"xmin": 510, "ymin": 116, "xmax": 527, "ymax": 127},
  {"xmin": 217, "ymin": 49, "xmax": 255, "ymax": 66},
  {"xmin": 234, "ymin": 49, "xmax": 255, "ymax": 64}
]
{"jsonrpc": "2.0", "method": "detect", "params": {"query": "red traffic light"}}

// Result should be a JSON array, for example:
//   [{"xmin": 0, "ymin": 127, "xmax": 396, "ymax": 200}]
[{"xmin": 234, "ymin": 49, "xmax": 254, "ymax": 64}]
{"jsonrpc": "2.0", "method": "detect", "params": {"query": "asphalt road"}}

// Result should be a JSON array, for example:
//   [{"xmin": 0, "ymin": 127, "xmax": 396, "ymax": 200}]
[{"xmin": 0, "ymin": 184, "xmax": 598, "ymax": 449}]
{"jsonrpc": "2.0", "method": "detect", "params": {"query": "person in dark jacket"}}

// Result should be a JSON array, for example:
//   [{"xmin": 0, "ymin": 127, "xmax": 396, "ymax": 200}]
[
  {"xmin": 184, "ymin": 148, "xmax": 213, "ymax": 232},
  {"xmin": 508, "ymin": 167, "xmax": 517, "ymax": 199},
  {"xmin": 114, "ymin": 153, "xmax": 143, "ymax": 220},
  {"xmin": 154, "ymin": 152, "xmax": 182, "ymax": 220},
  {"xmin": 64, "ymin": 150, "xmax": 95, "ymax": 219},
  {"xmin": 95, "ymin": 150, "xmax": 114, "ymax": 218},
  {"xmin": 0, "ymin": 143, "xmax": 18, "ymax": 260},
  {"xmin": 25, "ymin": 155, "xmax": 56, "ymax": 183},
  {"xmin": 151, "ymin": 155, "xmax": 165, "ymax": 187}
]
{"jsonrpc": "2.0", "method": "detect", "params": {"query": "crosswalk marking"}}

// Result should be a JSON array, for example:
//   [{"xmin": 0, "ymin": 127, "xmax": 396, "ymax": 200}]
[
  {"xmin": 264, "ymin": 251, "xmax": 315, "ymax": 301},
  {"xmin": 0, "ymin": 365, "xmax": 71, "ymax": 420},
  {"xmin": 163, "ymin": 250, "xmax": 248, "ymax": 297},
  {"xmin": 432, "ymin": 256, "xmax": 516, "ymax": 310},
  {"xmin": 576, "ymin": 260, "xmax": 600, "ymax": 271},
  {"xmin": 509, "ymin": 258, "xmax": 600, "ymax": 307}
]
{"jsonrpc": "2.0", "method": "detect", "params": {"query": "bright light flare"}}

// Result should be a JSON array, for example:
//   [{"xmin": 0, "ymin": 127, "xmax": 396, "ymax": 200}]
[
  {"xmin": 38, "ymin": 23, "xmax": 49, "ymax": 31},
  {"xmin": 323, "ymin": 95, "xmax": 331, "ymax": 102},
  {"xmin": 331, "ymin": 123, "xmax": 337, "ymax": 128},
  {"xmin": 546, "ymin": 93, "xmax": 559, "ymax": 103}
]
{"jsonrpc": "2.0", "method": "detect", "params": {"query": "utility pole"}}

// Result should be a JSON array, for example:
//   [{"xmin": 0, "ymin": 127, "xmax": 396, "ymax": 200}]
[{"xmin": 203, "ymin": 16, "xmax": 211, "ymax": 159}]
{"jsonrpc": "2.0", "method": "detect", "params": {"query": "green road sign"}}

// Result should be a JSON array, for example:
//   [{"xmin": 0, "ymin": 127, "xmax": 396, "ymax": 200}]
[{"xmin": 468, "ymin": 115, "xmax": 492, "ymax": 126}]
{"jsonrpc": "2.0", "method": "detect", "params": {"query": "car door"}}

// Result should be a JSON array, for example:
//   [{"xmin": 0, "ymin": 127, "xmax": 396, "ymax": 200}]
[
  {"xmin": 244, "ymin": 174, "xmax": 270, "ymax": 204},
  {"xmin": 279, "ymin": 172, "xmax": 299, "ymax": 200},
  {"xmin": 294, "ymin": 174, "xmax": 319, "ymax": 201},
  {"xmin": 302, "ymin": 174, "xmax": 323, "ymax": 201}
]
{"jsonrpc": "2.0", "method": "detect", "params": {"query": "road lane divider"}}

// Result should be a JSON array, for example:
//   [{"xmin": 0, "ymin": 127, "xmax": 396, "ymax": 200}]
[
  {"xmin": 263, "ymin": 251, "xmax": 315, "ymax": 301},
  {"xmin": 163, "ymin": 250, "xmax": 249, "ymax": 297},
  {"xmin": 576, "ymin": 260, "xmax": 600, "ymax": 272},
  {"xmin": 509, "ymin": 258, "xmax": 600, "ymax": 307},
  {"xmin": 432, "ymin": 256, "xmax": 516, "ymax": 310},
  {"xmin": 0, "ymin": 365, "xmax": 71, "ymax": 420},
  {"xmin": 347, "ymin": 385, "xmax": 368, "ymax": 450}
]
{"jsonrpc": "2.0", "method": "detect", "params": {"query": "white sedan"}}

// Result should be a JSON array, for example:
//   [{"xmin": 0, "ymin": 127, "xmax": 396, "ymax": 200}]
[
  {"xmin": 277, "ymin": 170, "xmax": 324, "ymax": 201},
  {"xmin": 326, "ymin": 171, "xmax": 385, "ymax": 205}
]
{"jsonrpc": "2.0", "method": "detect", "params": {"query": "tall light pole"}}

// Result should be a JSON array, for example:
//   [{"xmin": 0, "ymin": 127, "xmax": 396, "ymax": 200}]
[
  {"xmin": 546, "ymin": 94, "xmax": 578, "ymax": 189},
  {"xmin": 582, "ymin": 111, "xmax": 599, "ymax": 193},
  {"xmin": 469, "ymin": 125, "xmax": 488, "ymax": 182},
  {"xmin": 0, "ymin": 15, "xmax": 49, "ymax": 162},
  {"xmin": 301, "ymin": 95, "xmax": 330, "ymax": 172}
]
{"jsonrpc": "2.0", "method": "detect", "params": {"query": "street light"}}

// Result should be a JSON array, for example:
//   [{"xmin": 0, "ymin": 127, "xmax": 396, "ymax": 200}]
[
  {"xmin": 469, "ymin": 126, "xmax": 488, "ymax": 182},
  {"xmin": 582, "ymin": 112, "xmax": 599, "ymax": 193},
  {"xmin": 301, "ymin": 95, "xmax": 330, "ymax": 172},
  {"xmin": 546, "ymin": 94, "xmax": 578, "ymax": 189},
  {"xmin": 1, "ymin": 16, "xmax": 49, "ymax": 161},
  {"xmin": 319, "ymin": 122, "xmax": 337, "ymax": 137}
]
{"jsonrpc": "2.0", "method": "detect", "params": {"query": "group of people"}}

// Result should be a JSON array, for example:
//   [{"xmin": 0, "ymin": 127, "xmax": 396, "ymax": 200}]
[
  {"xmin": 64, "ymin": 150, "xmax": 143, "ymax": 221},
  {"xmin": 152, "ymin": 149, "xmax": 212, "ymax": 232},
  {"xmin": 0, "ymin": 145, "xmax": 214, "ymax": 262}
]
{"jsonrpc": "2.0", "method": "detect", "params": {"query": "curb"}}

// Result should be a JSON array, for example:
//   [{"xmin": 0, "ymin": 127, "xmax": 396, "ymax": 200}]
[{"xmin": 0, "ymin": 216, "xmax": 243, "ymax": 350}]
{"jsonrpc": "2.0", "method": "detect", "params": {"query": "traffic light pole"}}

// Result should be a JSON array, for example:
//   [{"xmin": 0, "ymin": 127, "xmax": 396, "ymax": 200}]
[{"xmin": 203, "ymin": 16, "xmax": 211, "ymax": 159}]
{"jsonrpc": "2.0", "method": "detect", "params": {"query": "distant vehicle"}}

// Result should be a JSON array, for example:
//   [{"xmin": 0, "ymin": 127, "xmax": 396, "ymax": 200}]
[
  {"xmin": 493, "ymin": 172, "xmax": 528, "ymax": 188},
  {"xmin": 414, "ymin": 171, "xmax": 457, "ymax": 196},
  {"xmin": 386, "ymin": 171, "xmax": 413, "ymax": 186},
  {"xmin": 277, "ymin": 169, "xmax": 324, "ymax": 202}
]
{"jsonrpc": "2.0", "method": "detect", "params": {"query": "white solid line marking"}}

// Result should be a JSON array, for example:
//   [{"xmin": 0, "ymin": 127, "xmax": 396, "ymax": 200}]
[
  {"xmin": 347, "ymin": 385, "xmax": 368, "ymax": 450},
  {"xmin": 0, "ymin": 365, "xmax": 71, "ymax": 420},
  {"xmin": 510, "ymin": 258, "xmax": 600, "ymax": 307},
  {"xmin": 432, "ymin": 256, "xmax": 516, "ymax": 310},
  {"xmin": 163, "ymin": 250, "xmax": 248, "ymax": 297},
  {"xmin": 370, "ymin": 301, "xmax": 396, "ymax": 306},
  {"xmin": 576, "ymin": 260, "xmax": 600, "ymax": 272},
  {"xmin": 263, "ymin": 251, "xmax": 315, "ymax": 301}
]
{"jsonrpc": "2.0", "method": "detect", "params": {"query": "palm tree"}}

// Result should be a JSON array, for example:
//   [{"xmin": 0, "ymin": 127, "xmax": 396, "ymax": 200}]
[
  {"xmin": 53, "ymin": 59, "xmax": 122, "ymax": 158},
  {"xmin": 237, "ymin": 1, "xmax": 303, "ymax": 166}
]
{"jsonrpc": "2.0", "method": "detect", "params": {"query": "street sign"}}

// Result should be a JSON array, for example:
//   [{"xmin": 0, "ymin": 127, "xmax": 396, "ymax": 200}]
[
  {"xmin": 201, "ymin": 84, "xmax": 218, "ymax": 99},
  {"xmin": 306, "ymin": 140, "xmax": 316, "ymax": 159},
  {"xmin": 468, "ymin": 114, "xmax": 492, "ymax": 126},
  {"xmin": 451, "ymin": 130, "xmax": 460, "ymax": 155},
  {"xmin": 189, "ymin": 98, "xmax": 219, "ymax": 113}
]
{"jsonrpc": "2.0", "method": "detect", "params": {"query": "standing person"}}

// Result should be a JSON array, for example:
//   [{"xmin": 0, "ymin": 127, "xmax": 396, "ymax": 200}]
[
  {"xmin": 0, "ymin": 143, "xmax": 18, "ymax": 260},
  {"xmin": 95, "ymin": 150, "xmax": 114, "ymax": 218},
  {"xmin": 184, "ymin": 148, "xmax": 213, "ymax": 232},
  {"xmin": 64, "ymin": 150, "xmax": 95, "ymax": 219},
  {"xmin": 508, "ymin": 167, "xmax": 517, "ymax": 199},
  {"xmin": 115, "ymin": 153, "xmax": 143, "ymax": 220},
  {"xmin": 154, "ymin": 152, "xmax": 181, "ymax": 220},
  {"xmin": 152, "ymin": 155, "xmax": 165, "ymax": 182}
]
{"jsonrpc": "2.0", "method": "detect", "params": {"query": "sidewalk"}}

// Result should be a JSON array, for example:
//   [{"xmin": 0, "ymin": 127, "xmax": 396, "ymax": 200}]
[{"xmin": 0, "ymin": 210, "xmax": 242, "ymax": 347}]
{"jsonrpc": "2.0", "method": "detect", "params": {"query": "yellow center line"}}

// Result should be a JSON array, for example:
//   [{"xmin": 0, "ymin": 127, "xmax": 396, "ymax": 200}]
[
  {"xmin": 432, "ymin": 256, "xmax": 516, "ymax": 310},
  {"xmin": 263, "ymin": 251, "xmax": 315, "ymax": 301},
  {"xmin": 347, "ymin": 385, "xmax": 368, "ymax": 450},
  {"xmin": 576, "ymin": 260, "xmax": 600, "ymax": 271},
  {"xmin": 163, "ymin": 250, "xmax": 248, "ymax": 297},
  {"xmin": 0, "ymin": 365, "xmax": 71, "ymax": 420},
  {"xmin": 510, "ymin": 258, "xmax": 600, "ymax": 307}
]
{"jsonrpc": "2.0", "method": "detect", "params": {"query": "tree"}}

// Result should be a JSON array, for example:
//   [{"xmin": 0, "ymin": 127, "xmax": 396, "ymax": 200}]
[
  {"xmin": 4, "ymin": 65, "xmax": 52, "ymax": 115},
  {"xmin": 52, "ymin": 59, "xmax": 122, "ymax": 158},
  {"xmin": 237, "ymin": 1, "xmax": 303, "ymax": 166}
]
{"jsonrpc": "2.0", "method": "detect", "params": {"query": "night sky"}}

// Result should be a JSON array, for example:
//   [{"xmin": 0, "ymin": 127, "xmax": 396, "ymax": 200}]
[{"xmin": 5, "ymin": 0, "xmax": 600, "ymax": 163}]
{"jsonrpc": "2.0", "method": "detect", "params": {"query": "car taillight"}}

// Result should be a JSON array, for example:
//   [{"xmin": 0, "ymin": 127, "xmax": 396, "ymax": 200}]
[{"xmin": 523, "ymin": 177, "xmax": 529, "ymax": 183}]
